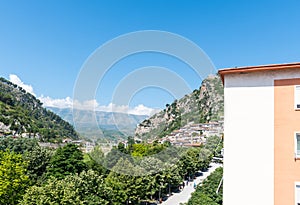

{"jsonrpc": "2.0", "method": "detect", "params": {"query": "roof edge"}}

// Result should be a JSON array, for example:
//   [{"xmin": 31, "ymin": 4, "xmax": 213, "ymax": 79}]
[{"xmin": 218, "ymin": 62, "xmax": 300, "ymax": 84}]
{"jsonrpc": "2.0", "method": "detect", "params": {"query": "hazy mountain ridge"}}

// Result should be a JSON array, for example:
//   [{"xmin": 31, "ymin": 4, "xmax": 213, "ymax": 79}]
[
  {"xmin": 0, "ymin": 77, "xmax": 78, "ymax": 141},
  {"xmin": 47, "ymin": 107, "xmax": 148, "ymax": 141},
  {"xmin": 135, "ymin": 75, "xmax": 224, "ymax": 140}
]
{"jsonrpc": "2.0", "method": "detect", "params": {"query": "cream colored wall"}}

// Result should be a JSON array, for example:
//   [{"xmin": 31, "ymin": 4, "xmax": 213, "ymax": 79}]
[{"xmin": 223, "ymin": 69, "xmax": 300, "ymax": 205}]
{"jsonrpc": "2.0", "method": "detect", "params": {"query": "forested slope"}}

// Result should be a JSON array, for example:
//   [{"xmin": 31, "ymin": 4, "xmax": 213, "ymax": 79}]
[{"xmin": 0, "ymin": 77, "xmax": 78, "ymax": 141}]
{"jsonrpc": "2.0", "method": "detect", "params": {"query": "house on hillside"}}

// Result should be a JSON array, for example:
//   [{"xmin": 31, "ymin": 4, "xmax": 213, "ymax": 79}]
[{"xmin": 219, "ymin": 62, "xmax": 300, "ymax": 205}]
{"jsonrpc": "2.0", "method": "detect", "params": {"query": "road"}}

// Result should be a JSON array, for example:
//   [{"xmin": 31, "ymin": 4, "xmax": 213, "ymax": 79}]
[{"xmin": 160, "ymin": 162, "xmax": 222, "ymax": 205}]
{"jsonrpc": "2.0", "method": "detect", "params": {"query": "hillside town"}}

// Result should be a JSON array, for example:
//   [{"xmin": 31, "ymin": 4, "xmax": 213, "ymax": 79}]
[{"xmin": 155, "ymin": 119, "xmax": 223, "ymax": 147}]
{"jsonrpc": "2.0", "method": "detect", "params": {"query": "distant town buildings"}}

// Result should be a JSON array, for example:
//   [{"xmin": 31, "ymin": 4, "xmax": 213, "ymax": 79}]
[
  {"xmin": 0, "ymin": 132, "xmax": 96, "ymax": 153},
  {"xmin": 159, "ymin": 120, "xmax": 223, "ymax": 147},
  {"xmin": 39, "ymin": 139, "xmax": 96, "ymax": 153}
]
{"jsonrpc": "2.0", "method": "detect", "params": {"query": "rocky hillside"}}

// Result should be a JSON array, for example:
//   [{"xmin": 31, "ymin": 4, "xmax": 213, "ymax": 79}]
[
  {"xmin": 135, "ymin": 75, "xmax": 223, "ymax": 140},
  {"xmin": 0, "ymin": 77, "xmax": 78, "ymax": 141}
]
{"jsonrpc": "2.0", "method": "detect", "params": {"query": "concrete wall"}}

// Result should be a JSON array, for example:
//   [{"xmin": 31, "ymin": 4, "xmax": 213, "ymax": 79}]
[
  {"xmin": 274, "ymin": 78, "xmax": 300, "ymax": 205},
  {"xmin": 223, "ymin": 68, "xmax": 300, "ymax": 205}
]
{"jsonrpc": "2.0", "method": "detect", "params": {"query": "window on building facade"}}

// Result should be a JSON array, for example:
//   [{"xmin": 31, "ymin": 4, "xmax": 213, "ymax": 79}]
[
  {"xmin": 295, "ymin": 183, "xmax": 300, "ymax": 205},
  {"xmin": 295, "ymin": 133, "xmax": 300, "ymax": 159},
  {"xmin": 295, "ymin": 86, "xmax": 300, "ymax": 109}
]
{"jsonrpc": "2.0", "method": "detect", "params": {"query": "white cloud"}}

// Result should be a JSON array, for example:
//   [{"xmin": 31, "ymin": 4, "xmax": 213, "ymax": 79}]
[
  {"xmin": 73, "ymin": 99, "xmax": 99, "ymax": 110},
  {"xmin": 9, "ymin": 74, "xmax": 159, "ymax": 116},
  {"xmin": 39, "ymin": 97, "xmax": 157, "ymax": 116},
  {"xmin": 9, "ymin": 74, "xmax": 35, "ymax": 96},
  {"xmin": 39, "ymin": 96, "xmax": 73, "ymax": 108},
  {"xmin": 97, "ymin": 103, "xmax": 127, "ymax": 113},
  {"xmin": 96, "ymin": 103, "xmax": 159, "ymax": 116},
  {"xmin": 128, "ymin": 104, "xmax": 160, "ymax": 116}
]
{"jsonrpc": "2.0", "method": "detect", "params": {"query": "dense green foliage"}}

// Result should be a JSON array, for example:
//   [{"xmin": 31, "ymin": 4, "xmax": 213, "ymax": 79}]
[
  {"xmin": 205, "ymin": 135, "xmax": 223, "ymax": 157},
  {"xmin": 21, "ymin": 170, "xmax": 110, "ymax": 205},
  {"xmin": 46, "ymin": 143, "xmax": 87, "ymax": 179},
  {"xmin": 0, "ymin": 137, "xmax": 38, "ymax": 154},
  {"xmin": 0, "ymin": 150, "xmax": 29, "ymax": 205},
  {"xmin": 0, "ymin": 137, "xmax": 53, "ymax": 185},
  {"xmin": 84, "ymin": 145, "xmax": 107, "ymax": 176},
  {"xmin": 0, "ymin": 134, "xmax": 222, "ymax": 204},
  {"xmin": 23, "ymin": 146, "xmax": 53, "ymax": 184},
  {"xmin": 101, "ymin": 138, "xmax": 214, "ymax": 204},
  {"xmin": 106, "ymin": 159, "xmax": 145, "ymax": 204},
  {"xmin": 187, "ymin": 167, "xmax": 223, "ymax": 205},
  {"xmin": 0, "ymin": 77, "xmax": 78, "ymax": 141}
]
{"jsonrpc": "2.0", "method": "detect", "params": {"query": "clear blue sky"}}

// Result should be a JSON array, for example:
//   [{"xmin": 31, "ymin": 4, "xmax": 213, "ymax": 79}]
[{"xmin": 1, "ymin": 0, "xmax": 300, "ymax": 113}]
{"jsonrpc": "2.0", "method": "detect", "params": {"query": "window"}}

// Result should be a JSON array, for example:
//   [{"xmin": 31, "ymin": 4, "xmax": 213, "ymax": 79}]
[
  {"xmin": 295, "ymin": 86, "xmax": 300, "ymax": 110},
  {"xmin": 295, "ymin": 182, "xmax": 300, "ymax": 205},
  {"xmin": 295, "ymin": 133, "xmax": 300, "ymax": 159}
]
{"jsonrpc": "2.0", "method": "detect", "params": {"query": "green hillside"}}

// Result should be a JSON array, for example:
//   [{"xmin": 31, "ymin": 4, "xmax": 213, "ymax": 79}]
[{"xmin": 0, "ymin": 77, "xmax": 78, "ymax": 141}]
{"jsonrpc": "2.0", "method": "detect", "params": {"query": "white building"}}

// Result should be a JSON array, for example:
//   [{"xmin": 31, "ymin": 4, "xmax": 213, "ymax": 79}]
[{"xmin": 219, "ymin": 63, "xmax": 300, "ymax": 205}]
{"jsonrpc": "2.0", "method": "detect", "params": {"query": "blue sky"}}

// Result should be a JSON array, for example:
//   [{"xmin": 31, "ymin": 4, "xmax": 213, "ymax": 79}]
[{"xmin": 1, "ymin": 0, "xmax": 300, "ymax": 115}]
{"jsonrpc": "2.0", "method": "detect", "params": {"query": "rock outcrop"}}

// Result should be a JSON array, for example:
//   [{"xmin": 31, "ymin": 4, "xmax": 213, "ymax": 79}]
[{"xmin": 135, "ymin": 75, "xmax": 224, "ymax": 140}]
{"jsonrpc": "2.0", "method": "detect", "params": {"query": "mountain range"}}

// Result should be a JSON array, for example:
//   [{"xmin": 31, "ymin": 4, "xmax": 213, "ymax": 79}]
[
  {"xmin": 47, "ymin": 107, "xmax": 148, "ymax": 142},
  {"xmin": 0, "ymin": 74, "xmax": 224, "ymax": 143}
]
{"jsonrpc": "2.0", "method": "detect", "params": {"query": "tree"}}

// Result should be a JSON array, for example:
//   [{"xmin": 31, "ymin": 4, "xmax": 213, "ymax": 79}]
[
  {"xmin": 200, "ymin": 167, "xmax": 223, "ymax": 204},
  {"xmin": 138, "ymin": 157, "xmax": 165, "ymax": 200},
  {"xmin": 21, "ymin": 170, "xmax": 110, "ymax": 205},
  {"xmin": 0, "ymin": 137, "xmax": 38, "ymax": 154},
  {"xmin": 177, "ymin": 148, "xmax": 198, "ymax": 179},
  {"xmin": 84, "ymin": 146, "xmax": 107, "ymax": 175},
  {"xmin": 132, "ymin": 143, "xmax": 148, "ymax": 157},
  {"xmin": 117, "ymin": 142, "xmax": 127, "ymax": 154},
  {"xmin": 46, "ymin": 144, "xmax": 86, "ymax": 179},
  {"xmin": 127, "ymin": 136, "xmax": 135, "ymax": 153},
  {"xmin": 0, "ymin": 150, "xmax": 29, "ymax": 204},
  {"xmin": 187, "ymin": 167, "xmax": 223, "ymax": 205},
  {"xmin": 23, "ymin": 146, "xmax": 53, "ymax": 185},
  {"xmin": 205, "ymin": 135, "xmax": 222, "ymax": 156},
  {"xmin": 197, "ymin": 148, "xmax": 212, "ymax": 171},
  {"xmin": 187, "ymin": 192, "xmax": 218, "ymax": 205},
  {"xmin": 104, "ymin": 147, "xmax": 130, "ymax": 170},
  {"xmin": 106, "ymin": 158, "xmax": 146, "ymax": 204}
]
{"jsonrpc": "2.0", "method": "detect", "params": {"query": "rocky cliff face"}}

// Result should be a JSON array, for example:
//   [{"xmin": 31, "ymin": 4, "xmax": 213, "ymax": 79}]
[{"xmin": 135, "ymin": 75, "xmax": 224, "ymax": 140}]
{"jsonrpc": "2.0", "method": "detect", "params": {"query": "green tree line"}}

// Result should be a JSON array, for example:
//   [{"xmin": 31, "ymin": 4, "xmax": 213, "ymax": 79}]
[
  {"xmin": 0, "ymin": 136, "xmax": 221, "ymax": 204},
  {"xmin": 185, "ymin": 167, "xmax": 223, "ymax": 205}
]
